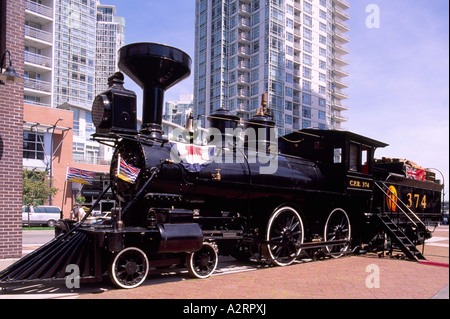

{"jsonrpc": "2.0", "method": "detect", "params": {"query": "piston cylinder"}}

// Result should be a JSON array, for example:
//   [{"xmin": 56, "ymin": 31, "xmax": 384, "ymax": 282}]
[{"xmin": 157, "ymin": 223, "xmax": 203, "ymax": 253}]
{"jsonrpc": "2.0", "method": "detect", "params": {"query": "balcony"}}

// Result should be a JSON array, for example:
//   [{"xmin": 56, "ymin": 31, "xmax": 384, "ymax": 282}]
[
  {"xmin": 237, "ymin": 75, "xmax": 250, "ymax": 84},
  {"xmin": 334, "ymin": 18, "xmax": 350, "ymax": 32},
  {"xmin": 334, "ymin": 6, "xmax": 350, "ymax": 21},
  {"xmin": 333, "ymin": 31, "xmax": 350, "ymax": 44},
  {"xmin": 25, "ymin": 0, "xmax": 53, "ymax": 22},
  {"xmin": 238, "ymin": 18, "xmax": 251, "ymax": 30},
  {"xmin": 237, "ymin": 89, "xmax": 250, "ymax": 98},
  {"xmin": 237, "ymin": 46, "xmax": 250, "ymax": 57},
  {"xmin": 334, "ymin": 43, "xmax": 350, "ymax": 55},
  {"xmin": 335, "ymin": 0, "xmax": 350, "ymax": 10},
  {"xmin": 239, "ymin": 4, "xmax": 251, "ymax": 16},
  {"xmin": 25, "ymin": 25, "xmax": 53, "ymax": 45},
  {"xmin": 333, "ymin": 77, "xmax": 349, "ymax": 89},
  {"xmin": 333, "ymin": 66, "xmax": 349, "ymax": 78},
  {"xmin": 332, "ymin": 88, "xmax": 349, "ymax": 100},
  {"xmin": 333, "ymin": 54, "xmax": 349, "ymax": 66},
  {"xmin": 332, "ymin": 100, "xmax": 349, "ymax": 111},
  {"xmin": 24, "ymin": 78, "xmax": 52, "ymax": 95},
  {"xmin": 238, "ymin": 32, "xmax": 251, "ymax": 44},
  {"xmin": 332, "ymin": 112, "xmax": 349, "ymax": 122},
  {"xmin": 24, "ymin": 51, "xmax": 52, "ymax": 69}
]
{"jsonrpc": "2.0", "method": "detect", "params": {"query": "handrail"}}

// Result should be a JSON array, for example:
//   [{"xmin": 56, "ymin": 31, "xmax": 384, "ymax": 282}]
[{"xmin": 374, "ymin": 180, "xmax": 426, "ymax": 229}]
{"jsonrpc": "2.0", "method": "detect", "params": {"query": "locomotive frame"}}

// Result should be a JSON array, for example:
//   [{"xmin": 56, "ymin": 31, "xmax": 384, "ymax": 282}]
[{"xmin": 0, "ymin": 42, "xmax": 443, "ymax": 290}]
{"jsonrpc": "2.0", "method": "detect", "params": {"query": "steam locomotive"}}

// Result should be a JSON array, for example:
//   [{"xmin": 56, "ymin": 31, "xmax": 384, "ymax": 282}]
[{"xmin": 0, "ymin": 43, "xmax": 443, "ymax": 290}]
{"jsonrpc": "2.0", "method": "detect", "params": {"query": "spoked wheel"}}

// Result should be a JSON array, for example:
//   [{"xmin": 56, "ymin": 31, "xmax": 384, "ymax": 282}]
[
  {"xmin": 324, "ymin": 208, "xmax": 351, "ymax": 258},
  {"xmin": 109, "ymin": 247, "xmax": 149, "ymax": 289},
  {"xmin": 186, "ymin": 242, "xmax": 218, "ymax": 279},
  {"xmin": 266, "ymin": 206, "xmax": 304, "ymax": 267}
]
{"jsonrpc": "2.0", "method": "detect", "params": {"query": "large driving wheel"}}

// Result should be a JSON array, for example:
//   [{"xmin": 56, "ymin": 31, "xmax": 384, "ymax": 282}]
[
  {"xmin": 186, "ymin": 242, "xmax": 218, "ymax": 279},
  {"xmin": 324, "ymin": 208, "xmax": 351, "ymax": 258},
  {"xmin": 109, "ymin": 247, "xmax": 149, "ymax": 289},
  {"xmin": 266, "ymin": 206, "xmax": 304, "ymax": 266}
]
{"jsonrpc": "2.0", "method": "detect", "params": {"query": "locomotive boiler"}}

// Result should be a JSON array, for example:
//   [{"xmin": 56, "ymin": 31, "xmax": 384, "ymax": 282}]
[{"xmin": 0, "ymin": 42, "xmax": 443, "ymax": 290}]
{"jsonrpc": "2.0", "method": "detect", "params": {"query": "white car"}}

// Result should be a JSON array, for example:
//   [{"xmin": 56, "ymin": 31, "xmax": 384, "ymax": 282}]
[{"xmin": 22, "ymin": 206, "xmax": 62, "ymax": 227}]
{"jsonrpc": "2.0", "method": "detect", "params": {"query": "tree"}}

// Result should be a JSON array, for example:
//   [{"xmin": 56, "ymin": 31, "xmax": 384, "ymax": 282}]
[{"xmin": 23, "ymin": 169, "xmax": 58, "ymax": 207}]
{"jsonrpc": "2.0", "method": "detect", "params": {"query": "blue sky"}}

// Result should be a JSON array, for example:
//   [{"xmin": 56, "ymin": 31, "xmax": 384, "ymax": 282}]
[{"xmin": 108, "ymin": 0, "xmax": 449, "ymax": 200}]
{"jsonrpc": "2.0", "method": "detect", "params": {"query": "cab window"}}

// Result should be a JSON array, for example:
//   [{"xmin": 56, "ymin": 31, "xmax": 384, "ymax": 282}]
[{"xmin": 349, "ymin": 143, "xmax": 372, "ymax": 174}]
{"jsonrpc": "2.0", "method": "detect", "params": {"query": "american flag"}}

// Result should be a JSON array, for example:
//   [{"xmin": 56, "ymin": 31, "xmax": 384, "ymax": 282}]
[
  {"xmin": 116, "ymin": 155, "xmax": 141, "ymax": 183},
  {"xmin": 66, "ymin": 167, "xmax": 95, "ymax": 185}
]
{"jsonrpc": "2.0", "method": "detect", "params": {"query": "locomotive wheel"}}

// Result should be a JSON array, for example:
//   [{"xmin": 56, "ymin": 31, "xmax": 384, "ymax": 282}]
[
  {"xmin": 186, "ymin": 242, "xmax": 218, "ymax": 279},
  {"xmin": 266, "ymin": 206, "xmax": 304, "ymax": 267},
  {"xmin": 324, "ymin": 208, "xmax": 351, "ymax": 258},
  {"xmin": 109, "ymin": 247, "xmax": 149, "ymax": 289}
]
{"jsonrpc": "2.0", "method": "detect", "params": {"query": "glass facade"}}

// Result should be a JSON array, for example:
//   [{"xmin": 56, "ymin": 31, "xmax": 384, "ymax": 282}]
[
  {"xmin": 53, "ymin": 0, "xmax": 97, "ymax": 108},
  {"xmin": 95, "ymin": 4, "xmax": 125, "ymax": 95},
  {"xmin": 194, "ymin": 0, "xmax": 350, "ymax": 132}
]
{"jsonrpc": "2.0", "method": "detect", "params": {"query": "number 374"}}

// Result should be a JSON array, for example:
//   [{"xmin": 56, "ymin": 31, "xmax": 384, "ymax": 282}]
[{"xmin": 406, "ymin": 193, "xmax": 427, "ymax": 209}]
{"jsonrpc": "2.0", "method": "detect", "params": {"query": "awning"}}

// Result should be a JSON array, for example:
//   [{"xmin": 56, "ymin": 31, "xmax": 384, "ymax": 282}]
[{"xmin": 23, "ymin": 120, "xmax": 71, "ymax": 134}]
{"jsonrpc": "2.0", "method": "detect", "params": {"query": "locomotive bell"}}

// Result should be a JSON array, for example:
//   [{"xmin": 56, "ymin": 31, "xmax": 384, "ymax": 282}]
[
  {"xmin": 92, "ymin": 72, "xmax": 137, "ymax": 134},
  {"xmin": 118, "ymin": 42, "xmax": 192, "ymax": 139}
]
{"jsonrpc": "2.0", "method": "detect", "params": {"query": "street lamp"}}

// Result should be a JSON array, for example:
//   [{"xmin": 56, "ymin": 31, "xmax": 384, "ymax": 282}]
[
  {"xmin": 0, "ymin": 50, "xmax": 24, "ymax": 85},
  {"xmin": 426, "ymin": 167, "xmax": 446, "ymax": 220},
  {"xmin": 49, "ymin": 118, "xmax": 64, "ymax": 205}
]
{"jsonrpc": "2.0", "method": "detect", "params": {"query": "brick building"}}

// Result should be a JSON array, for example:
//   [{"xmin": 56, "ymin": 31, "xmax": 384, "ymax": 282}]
[{"xmin": 0, "ymin": 0, "xmax": 25, "ymax": 259}]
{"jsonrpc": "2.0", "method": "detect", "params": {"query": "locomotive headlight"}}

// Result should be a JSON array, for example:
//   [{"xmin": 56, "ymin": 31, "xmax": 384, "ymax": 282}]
[
  {"xmin": 92, "ymin": 94, "xmax": 112, "ymax": 129},
  {"xmin": 91, "ymin": 72, "xmax": 137, "ymax": 135}
]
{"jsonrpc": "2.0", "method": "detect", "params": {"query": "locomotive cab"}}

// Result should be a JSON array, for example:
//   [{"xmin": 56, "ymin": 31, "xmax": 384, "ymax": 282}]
[{"xmin": 279, "ymin": 129, "xmax": 388, "ymax": 195}]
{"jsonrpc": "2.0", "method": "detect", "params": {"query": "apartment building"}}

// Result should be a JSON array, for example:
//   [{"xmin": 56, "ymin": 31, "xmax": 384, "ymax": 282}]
[
  {"xmin": 21, "ymin": 0, "xmax": 124, "ymax": 212},
  {"xmin": 193, "ymin": 0, "xmax": 350, "ymax": 133}
]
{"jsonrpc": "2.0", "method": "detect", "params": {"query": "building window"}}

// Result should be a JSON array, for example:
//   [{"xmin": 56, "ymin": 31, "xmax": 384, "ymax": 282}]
[
  {"xmin": 23, "ymin": 131, "xmax": 45, "ymax": 160},
  {"xmin": 73, "ymin": 142, "xmax": 85, "ymax": 162},
  {"xmin": 302, "ymin": 93, "xmax": 312, "ymax": 105},
  {"xmin": 302, "ymin": 106, "xmax": 312, "ymax": 118},
  {"xmin": 318, "ymin": 110, "xmax": 326, "ymax": 120},
  {"xmin": 319, "ymin": 97, "xmax": 326, "ymax": 107},
  {"xmin": 73, "ymin": 109, "xmax": 80, "ymax": 136}
]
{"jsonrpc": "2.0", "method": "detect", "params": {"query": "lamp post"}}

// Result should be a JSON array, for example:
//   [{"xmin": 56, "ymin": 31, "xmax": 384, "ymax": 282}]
[
  {"xmin": 49, "ymin": 118, "xmax": 64, "ymax": 205},
  {"xmin": 0, "ymin": 50, "xmax": 24, "ymax": 85},
  {"xmin": 426, "ymin": 167, "xmax": 446, "ymax": 221}
]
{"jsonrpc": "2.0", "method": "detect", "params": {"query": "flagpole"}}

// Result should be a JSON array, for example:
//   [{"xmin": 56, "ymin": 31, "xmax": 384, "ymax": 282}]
[
  {"xmin": 117, "ymin": 153, "xmax": 121, "ymax": 177},
  {"xmin": 61, "ymin": 168, "xmax": 67, "ymax": 217}
]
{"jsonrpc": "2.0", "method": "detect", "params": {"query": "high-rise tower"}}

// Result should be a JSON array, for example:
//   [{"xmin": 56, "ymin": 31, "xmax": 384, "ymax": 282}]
[{"xmin": 193, "ymin": 0, "xmax": 350, "ymax": 132}]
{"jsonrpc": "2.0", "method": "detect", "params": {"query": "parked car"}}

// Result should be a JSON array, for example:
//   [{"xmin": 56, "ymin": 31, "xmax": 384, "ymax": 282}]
[{"xmin": 22, "ymin": 205, "xmax": 62, "ymax": 227}]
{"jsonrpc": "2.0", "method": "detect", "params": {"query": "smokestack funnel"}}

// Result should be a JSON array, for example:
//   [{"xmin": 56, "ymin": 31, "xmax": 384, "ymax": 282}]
[{"xmin": 118, "ymin": 42, "xmax": 191, "ymax": 139}]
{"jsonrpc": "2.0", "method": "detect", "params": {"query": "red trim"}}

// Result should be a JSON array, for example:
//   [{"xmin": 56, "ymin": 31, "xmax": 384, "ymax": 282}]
[{"xmin": 419, "ymin": 261, "xmax": 449, "ymax": 268}]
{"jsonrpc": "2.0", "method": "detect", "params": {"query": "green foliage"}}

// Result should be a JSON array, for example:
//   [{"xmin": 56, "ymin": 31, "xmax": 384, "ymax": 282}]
[
  {"xmin": 23, "ymin": 169, "xmax": 58, "ymax": 207},
  {"xmin": 76, "ymin": 196, "xmax": 86, "ymax": 204}
]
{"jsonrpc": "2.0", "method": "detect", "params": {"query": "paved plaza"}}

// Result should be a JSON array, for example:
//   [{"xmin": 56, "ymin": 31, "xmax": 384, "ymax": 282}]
[{"xmin": 1, "ymin": 226, "xmax": 447, "ymax": 300}]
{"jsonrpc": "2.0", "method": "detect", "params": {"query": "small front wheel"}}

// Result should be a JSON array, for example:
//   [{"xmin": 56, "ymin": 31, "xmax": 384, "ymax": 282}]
[
  {"xmin": 109, "ymin": 247, "xmax": 149, "ymax": 289},
  {"xmin": 186, "ymin": 242, "xmax": 218, "ymax": 279}
]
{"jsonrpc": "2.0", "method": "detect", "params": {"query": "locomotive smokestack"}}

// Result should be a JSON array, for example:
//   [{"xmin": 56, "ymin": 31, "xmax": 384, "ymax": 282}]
[{"xmin": 118, "ymin": 42, "xmax": 191, "ymax": 139}]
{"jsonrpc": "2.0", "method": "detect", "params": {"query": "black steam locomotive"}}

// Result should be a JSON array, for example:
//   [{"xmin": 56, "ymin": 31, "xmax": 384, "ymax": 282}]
[{"xmin": 0, "ymin": 43, "xmax": 443, "ymax": 290}]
